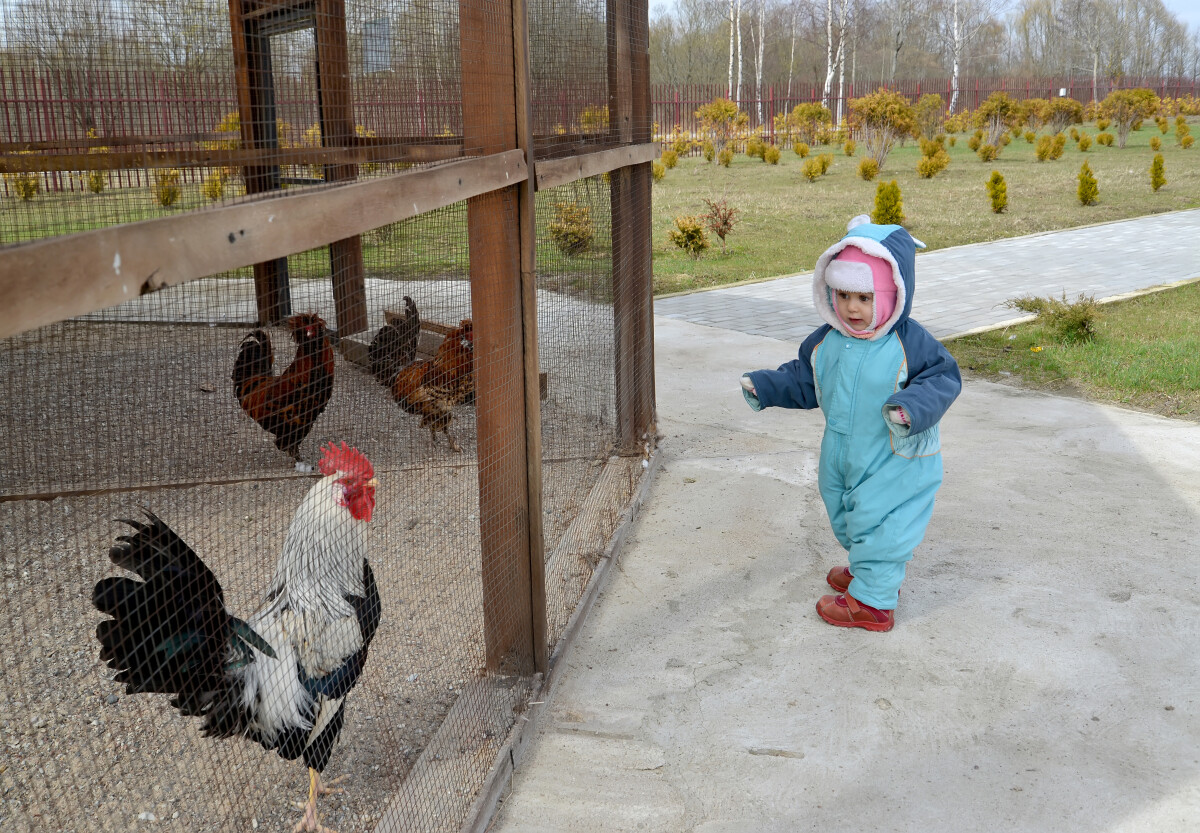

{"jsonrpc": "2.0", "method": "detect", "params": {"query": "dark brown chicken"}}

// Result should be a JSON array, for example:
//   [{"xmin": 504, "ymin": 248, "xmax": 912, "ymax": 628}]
[
  {"xmin": 370, "ymin": 315, "xmax": 474, "ymax": 452},
  {"xmin": 232, "ymin": 313, "xmax": 334, "ymax": 463}
]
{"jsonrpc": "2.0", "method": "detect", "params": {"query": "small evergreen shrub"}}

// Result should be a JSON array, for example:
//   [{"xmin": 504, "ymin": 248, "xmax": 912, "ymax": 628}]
[
  {"xmin": 1078, "ymin": 133, "xmax": 1091, "ymax": 151},
  {"xmin": 1077, "ymin": 161, "xmax": 1099, "ymax": 206},
  {"xmin": 1183, "ymin": 135, "xmax": 1195, "ymax": 149},
  {"xmin": 977, "ymin": 143, "xmax": 999, "ymax": 162},
  {"xmin": 1097, "ymin": 118, "xmax": 1110, "ymax": 131},
  {"xmin": 967, "ymin": 134, "xmax": 982, "ymax": 152},
  {"xmin": 700, "ymin": 198, "xmax": 738, "ymax": 253},
  {"xmin": 918, "ymin": 138, "xmax": 940, "ymax": 158},
  {"xmin": 1096, "ymin": 132, "xmax": 1114, "ymax": 146},
  {"xmin": 857, "ymin": 157, "xmax": 880, "ymax": 180},
  {"xmin": 763, "ymin": 144, "xmax": 781, "ymax": 164},
  {"xmin": 718, "ymin": 147, "xmax": 734, "ymax": 167},
  {"xmin": 917, "ymin": 150, "xmax": 949, "ymax": 178},
  {"xmin": 794, "ymin": 141, "xmax": 810, "ymax": 158},
  {"xmin": 661, "ymin": 149, "xmax": 679, "ymax": 169},
  {"xmin": 1150, "ymin": 135, "xmax": 1162, "ymax": 151},
  {"xmin": 668, "ymin": 215, "xmax": 709, "ymax": 258},
  {"xmin": 872, "ymin": 180, "xmax": 904, "ymax": 225},
  {"xmin": 702, "ymin": 140, "xmax": 715, "ymax": 162},
  {"xmin": 817, "ymin": 153, "xmax": 833, "ymax": 174},
  {"xmin": 746, "ymin": 136, "xmax": 764, "ymax": 159},
  {"xmin": 1157, "ymin": 116, "xmax": 1170, "ymax": 133},
  {"xmin": 843, "ymin": 139, "xmax": 856, "ymax": 156},
  {"xmin": 1069, "ymin": 127, "xmax": 1080, "ymax": 141},
  {"xmin": 1000, "ymin": 133, "xmax": 1012, "ymax": 146},
  {"xmin": 802, "ymin": 157, "xmax": 823, "ymax": 181},
  {"xmin": 1035, "ymin": 135, "xmax": 1053, "ymax": 161},
  {"xmin": 651, "ymin": 160, "xmax": 666, "ymax": 182},
  {"xmin": 86, "ymin": 170, "xmax": 106, "ymax": 194},
  {"xmin": 1176, "ymin": 121, "xmax": 1191, "ymax": 146},
  {"xmin": 1150, "ymin": 153, "xmax": 1166, "ymax": 191},
  {"xmin": 1024, "ymin": 130, "xmax": 1036, "ymax": 143},
  {"xmin": 549, "ymin": 201, "xmax": 594, "ymax": 256},
  {"xmin": 986, "ymin": 170, "xmax": 1007, "ymax": 213},
  {"xmin": 1006, "ymin": 292, "xmax": 1101, "ymax": 343},
  {"xmin": 153, "ymin": 169, "xmax": 182, "ymax": 207},
  {"xmin": 948, "ymin": 135, "xmax": 957, "ymax": 147},
  {"xmin": 672, "ymin": 136, "xmax": 690, "ymax": 156},
  {"xmin": 7, "ymin": 171, "xmax": 40, "ymax": 201},
  {"xmin": 1050, "ymin": 134, "xmax": 1067, "ymax": 159},
  {"xmin": 201, "ymin": 171, "xmax": 226, "ymax": 201}
]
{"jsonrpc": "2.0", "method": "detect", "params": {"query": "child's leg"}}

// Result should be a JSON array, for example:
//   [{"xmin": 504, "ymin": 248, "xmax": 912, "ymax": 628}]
[
  {"xmin": 817, "ymin": 433, "xmax": 853, "ymax": 553},
  {"xmin": 842, "ymin": 454, "xmax": 943, "ymax": 609}
]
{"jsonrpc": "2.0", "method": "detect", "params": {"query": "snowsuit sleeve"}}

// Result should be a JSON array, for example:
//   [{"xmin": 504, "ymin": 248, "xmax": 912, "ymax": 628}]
[
  {"xmin": 887, "ymin": 320, "xmax": 962, "ymax": 436},
  {"xmin": 744, "ymin": 326, "xmax": 830, "ymax": 411}
]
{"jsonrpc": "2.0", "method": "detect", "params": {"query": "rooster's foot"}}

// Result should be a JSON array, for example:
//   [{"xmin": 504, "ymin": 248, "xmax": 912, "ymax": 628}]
[
  {"xmin": 291, "ymin": 768, "xmax": 341, "ymax": 833},
  {"xmin": 294, "ymin": 461, "xmax": 315, "ymax": 473},
  {"xmin": 448, "ymin": 436, "xmax": 462, "ymax": 453}
]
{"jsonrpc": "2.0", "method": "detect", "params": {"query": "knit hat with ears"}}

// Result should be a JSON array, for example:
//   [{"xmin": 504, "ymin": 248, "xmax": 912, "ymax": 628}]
[
  {"xmin": 824, "ymin": 245, "xmax": 897, "ymax": 334},
  {"xmin": 813, "ymin": 214, "xmax": 925, "ymax": 340}
]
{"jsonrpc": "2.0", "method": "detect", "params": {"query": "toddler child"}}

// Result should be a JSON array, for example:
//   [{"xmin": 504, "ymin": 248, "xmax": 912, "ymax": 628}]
[{"xmin": 740, "ymin": 215, "xmax": 961, "ymax": 632}]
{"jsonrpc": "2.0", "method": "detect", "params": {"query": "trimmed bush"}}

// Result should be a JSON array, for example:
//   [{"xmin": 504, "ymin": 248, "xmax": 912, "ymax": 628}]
[
  {"xmin": 917, "ymin": 149, "xmax": 949, "ymax": 178},
  {"xmin": 764, "ymin": 144, "xmax": 781, "ymax": 164},
  {"xmin": 1069, "ymin": 127, "xmax": 1080, "ymax": 141},
  {"xmin": 1099, "ymin": 88, "xmax": 1160, "ymax": 148},
  {"xmin": 1078, "ymin": 133, "xmax": 1091, "ymax": 151},
  {"xmin": 1097, "ymin": 118, "xmax": 1110, "ymax": 131},
  {"xmin": 1077, "ymin": 161, "xmax": 1099, "ymax": 206},
  {"xmin": 857, "ymin": 157, "xmax": 880, "ymax": 180},
  {"xmin": 1006, "ymin": 292, "xmax": 1101, "ymax": 343},
  {"xmin": 718, "ymin": 147, "xmax": 734, "ymax": 167},
  {"xmin": 1024, "ymin": 130, "xmax": 1036, "ymax": 143},
  {"xmin": 802, "ymin": 157, "xmax": 823, "ymax": 181},
  {"xmin": 668, "ymin": 215, "xmax": 710, "ymax": 258},
  {"xmin": 817, "ymin": 153, "xmax": 833, "ymax": 174},
  {"xmin": 1096, "ymin": 132, "xmax": 1114, "ymax": 146},
  {"xmin": 847, "ymin": 88, "xmax": 916, "ymax": 169},
  {"xmin": 977, "ymin": 143, "xmax": 999, "ymax": 162},
  {"xmin": 1150, "ymin": 153, "xmax": 1166, "ymax": 191},
  {"xmin": 1183, "ymin": 135, "xmax": 1195, "ymax": 149},
  {"xmin": 872, "ymin": 180, "xmax": 904, "ymax": 225},
  {"xmin": 1176, "ymin": 121, "xmax": 1192, "ymax": 146},
  {"xmin": 914, "ymin": 93, "xmax": 945, "ymax": 141},
  {"xmin": 843, "ymin": 139, "xmax": 856, "ymax": 156},
  {"xmin": 794, "ymin": 141, "xmax": 810, "ymax": 158},
  {"xmin": 967, "ymin": 133, "xmax": 982, "ymax": 152},
  {"xmin": 1050, "ymin": 134, "xmax": 1067, "ymax": 159},
  {"xmin": 986, "ymin": 170, "xmax": 1008, "ymax": 213},
  {"xmin": 201, "ymin": 172, "xmax": 226, "ymax": 201},
  {"xmin": 661, "ymin": 148, "xmax": 679, "ymax": 169},
  {"xmin": 651, "ymin": 160, "xmax": 666, "ymax": 182},
  {"xmin": 549, "ymin": 201, "xmax": 594, "ymax": 256},
  {"xmin": 153, "ymin": 169, "xmax": 182, "ymax": 208},
  {"xmin": 1035, "ymin": 135, "xmax": 1053, "ymax": 161},
  {"xmin": 948, "ymin": 135, "xmax": 957, "ymax": 147},
  {"xmin": 745, "ymin": 136, "xmax": 765, "ymax": 159},
  {"xmin": 1150, "ymin": 135, "xmax": 1162, "ymax": 151},
  {"xmin": 702, "ymin": 140, "xmax": 715, "ymax": 162}
]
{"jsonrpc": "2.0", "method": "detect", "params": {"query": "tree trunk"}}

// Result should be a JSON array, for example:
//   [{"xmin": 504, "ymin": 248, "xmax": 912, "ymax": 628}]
[
  {"xmin": 728, "ymin": 0, "xmax": 735, "ymax": 99},
  {"xmin": 787, "ymin": 9, "xmax": 797, "ymax": 101},
  {"xmin": 754, "ymin": 0, "xmax": 765, "ymax": 124},
  {"xmin": 735, "ymin": 0, "xmax": 743, "ymax": 109},
  {"xmin": 948, "ymin": 0, "xmax": 961, "ymax": 113},
  {"xmin": 823, "ymin": 0, "xmax": 834, "ymax": 109}
]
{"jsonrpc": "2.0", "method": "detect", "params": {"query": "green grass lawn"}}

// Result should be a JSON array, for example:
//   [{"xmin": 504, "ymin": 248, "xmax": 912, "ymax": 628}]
[
  {"xmin": 651, "ymin": 119, "xmax": 1200, "ymax": 296},
  {"xmin": 945, "ymin": 278, "xmax": 1200, "ymax": 422}
]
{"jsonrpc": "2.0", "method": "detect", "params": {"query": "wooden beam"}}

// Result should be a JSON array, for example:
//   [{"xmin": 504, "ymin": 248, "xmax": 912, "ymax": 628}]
[
  {"xmin": 534, "ymin": 142, "xmax": 657, "ymax": 191},
  {"xmin": 0, "ymin": 150, "xmax": 527, "ymax": 340},
  {"xmin": 460, "ymin": 0, "xmax": 534, "ymax": 675}
]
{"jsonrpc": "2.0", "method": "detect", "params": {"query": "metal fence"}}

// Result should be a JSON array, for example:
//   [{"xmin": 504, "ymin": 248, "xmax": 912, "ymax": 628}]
[{"xmin": 0, "ymin": 0, "xmax": 654, "ymax": 830}]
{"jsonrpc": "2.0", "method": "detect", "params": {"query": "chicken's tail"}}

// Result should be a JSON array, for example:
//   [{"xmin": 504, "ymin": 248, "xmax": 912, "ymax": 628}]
[
  {"xmin": 92, "ymin": 513, "xmax": 275, "ymax": 716},
  {"xmin": 232, "ymin": 329, "xmax": 274, "ymax": 400},
  {"xmin": 368, "ymin": 296, "xmax": 420, "ymax": 386}
]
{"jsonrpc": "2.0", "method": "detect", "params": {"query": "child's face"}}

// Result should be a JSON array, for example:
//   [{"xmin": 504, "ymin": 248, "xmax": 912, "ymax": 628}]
[{"xmin": 834, "ymin": 289, "xmax": 874, "ymax": 331}]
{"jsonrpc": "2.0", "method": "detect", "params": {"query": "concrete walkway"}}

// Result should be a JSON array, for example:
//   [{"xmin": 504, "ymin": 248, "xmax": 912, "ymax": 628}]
[
  {"xmin": 488, "ymin": 212, "xmax": 1200, "ymax": 832},
  {"xmin": 655, "ymin": 209, "xmax": 1200, "ymax": 340}
]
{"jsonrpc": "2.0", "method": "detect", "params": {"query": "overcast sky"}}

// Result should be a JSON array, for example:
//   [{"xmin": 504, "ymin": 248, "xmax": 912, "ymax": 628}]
[{"xmin": 1162, "ymin": 0, "xmax": 1200, "ymax": 32}]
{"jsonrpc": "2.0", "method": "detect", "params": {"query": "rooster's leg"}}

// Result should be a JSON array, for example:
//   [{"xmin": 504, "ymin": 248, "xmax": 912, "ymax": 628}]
[
  {"xmin": 446, "ymin": 432, "xmax": 462, "ymax": 453},
  {"xmin": 292, "ymin": 768, "xmax": 339, "ymax": 833}
]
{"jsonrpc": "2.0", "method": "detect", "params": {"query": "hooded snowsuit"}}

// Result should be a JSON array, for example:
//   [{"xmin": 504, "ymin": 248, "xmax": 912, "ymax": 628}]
[{"xmin": 743, "ymin": 218, "xmax": 961, "ymax": 610}]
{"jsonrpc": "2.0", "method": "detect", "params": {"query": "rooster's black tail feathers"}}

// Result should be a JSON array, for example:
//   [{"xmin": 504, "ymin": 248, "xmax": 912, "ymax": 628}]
[
  {"xmin": 92, "ymin": 513, "xmax": 271, "ymax": 715},
  {"xmin": 232, "ymin": 329, "xmax": 274, "ymax": 399},
  {"xmin": 368, "ymin": 296, "xmax": 420, "ymax": 386}
]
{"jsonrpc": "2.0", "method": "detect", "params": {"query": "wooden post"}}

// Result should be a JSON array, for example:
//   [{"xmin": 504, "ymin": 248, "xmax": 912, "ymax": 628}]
[
  {"xmin": 228, "ymin": 0, "xmax": 290, "ymax": 325},
  {"xmin": 609, "ymin": 0, "xmax": 655, "ymax": 454},
  {"xmin": 459, "ymin": 0, "xmax": 539, "ymax": 675},
  {"xmin": 315, "ymin": 0, "xmax": 367, "ymax": 336}
]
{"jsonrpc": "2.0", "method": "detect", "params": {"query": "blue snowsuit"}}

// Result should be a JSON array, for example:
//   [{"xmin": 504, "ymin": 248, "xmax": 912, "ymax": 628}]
[{"xmin": 743, "ymin": 221, "xmax": 961, "ymax": 610}]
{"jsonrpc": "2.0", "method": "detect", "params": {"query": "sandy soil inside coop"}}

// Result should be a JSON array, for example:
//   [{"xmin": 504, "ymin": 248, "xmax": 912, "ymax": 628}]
[{"xmin": 0, "ymin": 315, "xmax": 624, "ymax": 833}]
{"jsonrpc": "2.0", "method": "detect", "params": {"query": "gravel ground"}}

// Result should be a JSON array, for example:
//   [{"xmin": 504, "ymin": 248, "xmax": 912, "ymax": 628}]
[{"xmin": 0, "ymin": 299, "xmax": 625, "ymax": 833}]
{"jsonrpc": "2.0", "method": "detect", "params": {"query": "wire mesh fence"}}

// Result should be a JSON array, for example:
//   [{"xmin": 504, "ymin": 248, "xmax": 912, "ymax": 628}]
[{"xmin": 1, "ymin": 0, "xmax": 655, "ymax": 829}]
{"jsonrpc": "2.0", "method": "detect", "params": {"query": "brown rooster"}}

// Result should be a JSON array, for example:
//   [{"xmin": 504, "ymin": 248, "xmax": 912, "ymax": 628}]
[
  {"xmin": 233, "ymin": 313, "xmax": 335, "ymax": 466},
  {"xmin": 370, "ymin": 314, "xmax": 474, "ymax": 452}
]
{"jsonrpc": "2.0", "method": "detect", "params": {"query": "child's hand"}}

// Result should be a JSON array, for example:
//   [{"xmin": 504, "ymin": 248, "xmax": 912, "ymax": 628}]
[
  {"xmin": 885, "ymin": 405, "xmax": 908, "ymax": 425},
  {"xmin": 740, "ymin": 375, "xmax": 762, "ymax": 412}
]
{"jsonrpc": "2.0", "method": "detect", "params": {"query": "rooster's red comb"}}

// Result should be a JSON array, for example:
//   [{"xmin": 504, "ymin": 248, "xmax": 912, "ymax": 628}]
[{"xmin": 319, "ymin": 442, "xmax": 374, "ymax": 480}]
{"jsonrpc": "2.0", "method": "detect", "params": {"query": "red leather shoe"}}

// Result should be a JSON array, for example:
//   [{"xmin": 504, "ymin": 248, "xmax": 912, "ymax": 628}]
[
  {"xmin": 816, "ymin": 593, "xmax": 894, "ymax": 632},
  {"xmin": 826, "ymin": 566, "xmax": 852, "ymax": 593}
]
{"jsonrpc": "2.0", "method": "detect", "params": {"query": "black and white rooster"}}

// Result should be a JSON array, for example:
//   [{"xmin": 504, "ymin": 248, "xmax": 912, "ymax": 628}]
[{"xmin": 92, "ymin": 442, "xmax": 381, "ymax": 833}]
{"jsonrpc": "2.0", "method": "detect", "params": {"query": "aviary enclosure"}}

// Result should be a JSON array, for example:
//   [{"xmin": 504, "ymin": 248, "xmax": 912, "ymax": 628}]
[{"xmin": 0, "ymin": 0, "xmax": 654, "ymax": 829}]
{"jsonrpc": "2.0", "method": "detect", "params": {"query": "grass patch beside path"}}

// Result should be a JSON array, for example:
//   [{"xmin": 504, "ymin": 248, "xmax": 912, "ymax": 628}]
[
  {"xmin": 944, "ymin": 280, "xmax": 1200, "ymax": 422},
  {"xmin": 652, "ymin": 119, "xmax": 1200, "ymax": 296}
]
